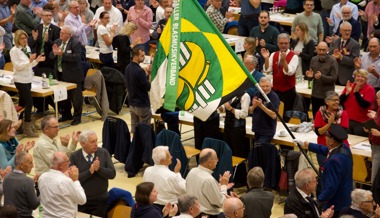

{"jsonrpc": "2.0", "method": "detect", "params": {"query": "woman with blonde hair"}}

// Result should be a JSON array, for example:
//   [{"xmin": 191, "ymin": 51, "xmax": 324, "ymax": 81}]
[
  {"xmin": 113, "ymin": 22, "xmax": 141, "ymax": 71},
  {"xmin": 290, "ymin": 22, "xmax": 315, "ymax": 79},
  {"xmin": 10, "ymin": 30, "xmax": 45, "ymax": 137}
]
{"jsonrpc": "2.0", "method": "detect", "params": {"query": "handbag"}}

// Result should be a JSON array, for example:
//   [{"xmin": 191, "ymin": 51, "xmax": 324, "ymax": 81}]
[{"xmin": 278, "ymin": 168, "xmax": 289, "ymax": 196}]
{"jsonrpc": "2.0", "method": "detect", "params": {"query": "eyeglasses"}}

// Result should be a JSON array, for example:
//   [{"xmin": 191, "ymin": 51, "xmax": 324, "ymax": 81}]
[
  {"xmin": 304, "ymin": 4, "xmax": 314, "ymax": 6},
  {"xmin": 103, "ymin": 17, "xmax": 110, "ymax": 19},
  {"xmin": 362, "ymin": 200, "xmax": 375, "ymax": 204},
  {"xmin": 327, "ymin": 98, "xmax": 340, "ymax": 102}
]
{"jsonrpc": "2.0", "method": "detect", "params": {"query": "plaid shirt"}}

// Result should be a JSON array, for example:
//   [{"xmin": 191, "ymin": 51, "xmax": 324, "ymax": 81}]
[{"xmin": 206, "ymin": 5, "xmax": 228, "ymax": 32}]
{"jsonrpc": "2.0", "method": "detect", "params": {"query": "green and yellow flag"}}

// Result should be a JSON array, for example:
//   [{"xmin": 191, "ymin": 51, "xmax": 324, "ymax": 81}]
[{"xmin": 150, "ymin": 0, "xmax": 258, "ymax": 121}]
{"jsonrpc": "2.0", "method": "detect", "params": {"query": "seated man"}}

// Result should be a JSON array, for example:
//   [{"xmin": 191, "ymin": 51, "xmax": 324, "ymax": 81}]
[
  {"xmin": 223, "ymin": 198, "xmax": 245, "ymax": 218},
  {"xmin": 206, "ymin": 0, "xmax": 234, "ymax": 33},
  {"xmin": 33, "ymin": 115, "xmax": 80, "ymax": 175},
  {"xmin": 39, "ymin": 152, "xmax": 87, "ymax": 217},
  {"xmin": 143, "ymin": 146, "xmax": 186, "ymax": 209},
  {"xmin": 186, "ymin": 148, "xmax": 237, "ymax": 218},
  {"xmin": 240, "ymin": 167, "xmax": 274, "ymax": 218},
  {"xmin": 173, "ymin": 195, "xmax": 201, "ymax": 218},
  {"xmin": 340, "ymin": 189, "xmax": 379, "ymax": 218}
]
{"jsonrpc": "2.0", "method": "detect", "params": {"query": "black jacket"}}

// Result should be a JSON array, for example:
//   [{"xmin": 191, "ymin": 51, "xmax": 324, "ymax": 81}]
[
  {"xmin": 101, "ymin": 67, "xmax": 127, "ymax": 114},
  {"xmin": 290, "ymin": 38, "xmax": 315, "ymax": 78},
  {"xmin": 284, "ymin": 188, "xmax": 321, "ymax": 218}
]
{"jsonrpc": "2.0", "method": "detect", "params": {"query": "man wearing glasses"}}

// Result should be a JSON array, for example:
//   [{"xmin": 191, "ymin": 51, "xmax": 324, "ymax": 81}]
[
  {"xmin": 33, "ymin": 115, "xmax": 80, "ymax": 175},
  {"xmin": 291, "ymin": 0, "xmax": 324, "ymax": 45},
  {"xmin": 328, "ymin": 0, "xmax": 359, "ymax": 34}
]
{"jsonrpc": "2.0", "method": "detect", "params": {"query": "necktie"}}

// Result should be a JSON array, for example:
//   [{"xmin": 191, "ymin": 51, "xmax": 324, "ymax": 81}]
[
  {"xmin": 40, "ymin": 27, "xmax": 48, "ymax": 54},
  {"xmin": 340, "ymin": 40, "xmax": 345, "ymax": 51},
  {"xmin": 21, "ymin": 47, "xmax": 30, "ymax": 58},
  {"xmin": 306, "ymin": 196, "xmax": 319, "ymax": 218},
  {"xmin": 87, "ymin": 154, "xmax": 92, "ymax": 164},
  {"xmin": 57, "ymin": 42, "xmax": 66, "ymax": 72}
]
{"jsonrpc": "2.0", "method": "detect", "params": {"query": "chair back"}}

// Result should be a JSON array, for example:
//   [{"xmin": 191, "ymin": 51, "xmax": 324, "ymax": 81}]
[
  {"xmin": 85, "ymin": 68, "xmax": 98, "ymax": 92},
  {"xmin": 155, "ymin": 129, "xmax": 188, "ymax": 177},
  {"xmin": 284, "ymin": 110, "xmax": 308, "ymax": 124},
  {"xmin": 4, "ymin": 62, "xmax": 12, "ymax": 71},
  {"xmin": 277, "ymin": 101, "xmax": 284, "ymax": 121},
  {"xmin": 201, "ymin": 137, "xmax": 233, "ymax": 181}
]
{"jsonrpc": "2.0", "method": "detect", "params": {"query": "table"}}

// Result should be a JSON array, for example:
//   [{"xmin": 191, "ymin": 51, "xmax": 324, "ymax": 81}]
[
  {"xmin": 295, "ymin": 81, "xmax": 345, "ymax": 98},
  {"xmin": 0, "ymin": 70, "xmax": 77, "ymax": 119},
  {"xmin": 222, "ymin": 34, "xmax": 246, "ymax": 47}
]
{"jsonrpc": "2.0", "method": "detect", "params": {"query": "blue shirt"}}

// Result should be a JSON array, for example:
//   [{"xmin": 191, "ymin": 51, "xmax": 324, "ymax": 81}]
[
  {"xmin": 0, "ymin": 4, "xmax": 12, "ymax": 33},
  {"xmin": 240, "ymin": 0, "xmax": 261, "ymax": 16},
  {"xmin": 252, "ymin": 90, "xmax": 280, "ymax": 136}
]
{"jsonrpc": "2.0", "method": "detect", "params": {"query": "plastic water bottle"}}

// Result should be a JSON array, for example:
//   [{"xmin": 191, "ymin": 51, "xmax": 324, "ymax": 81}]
[
  {"xmin": 42, "ymin": 73, "xmax": 49, "ymax": 89},
  {"xmin": 48, "ymin": 73, "xmax": 54, "ymax": 86}
]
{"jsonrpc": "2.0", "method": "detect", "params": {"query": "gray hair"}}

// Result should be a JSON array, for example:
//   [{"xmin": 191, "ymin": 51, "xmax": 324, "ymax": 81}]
[
  {"xmin": 341, "ymin": 5, "xmax": 352, "ymax": 12},
  {"xmin": 340, "ymin": 21, "xmax": 352, "ymax": 29},
  {"xmin": 199, "ymin": 150, "xmax": 213, "ymax": 164},
  {"xmin": 245, "ymin": 55, "xmax": 258, "ymax": 65},
  {"xmin": 324, "ymin": 91, "xmax": 339, "ymax": 102},
  {"xmin": 41, "ymin": 115, "xmax": 55, "ymax": 132},
  {"xmin": 79, "ymin": 130, "xmax": 97, "ymax": 143},
  {"xmin": 278, "ymin": 33, "xmax": 290, "ymax": 41},
  {"xmin": 50, "ymin": 151, "xmax": 66, "ymax": 168},
  {"xmin": 351, "ymin": 189, "xmax": 372, "ymax": 207},
  {"xmin": 152, "ymin": 146, "xmax": 169, "ymax": 165},
  {"xmin": 295, "ymin": 168, "xmax": 314, "ymax": 188},
  {"xmin": 247, "ymin": 167, "xmax": 265, "ymax": 188},
  {"xmin": 14, "ymin": 151, "xmax": 29, "ymax": 166},
  {"xmin": 259, "ymin": 76, "xmax": 271, "ymax": 84},
  {"xmin": 61, "ymin": 25, "xmax": 72, "ymax": 35},
  {"xmin": 177, "ymin": 195, "xmax": 198, "ymax": 213}
]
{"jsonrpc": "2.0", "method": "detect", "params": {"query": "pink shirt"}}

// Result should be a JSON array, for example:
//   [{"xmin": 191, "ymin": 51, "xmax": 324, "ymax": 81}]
[
  {"xmin": 127, "ymin": 5, "xmax": 153, "ymax": 44},
  {"xmin": 365, "ymin": 1, "xmax": 380, "ymax": 38}
]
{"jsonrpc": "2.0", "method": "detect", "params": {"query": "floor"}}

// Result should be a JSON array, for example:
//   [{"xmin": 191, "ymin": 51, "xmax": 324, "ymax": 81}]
[{"xmin": 22, "ymin": 106, "xmax": 288, "ymax": 217}]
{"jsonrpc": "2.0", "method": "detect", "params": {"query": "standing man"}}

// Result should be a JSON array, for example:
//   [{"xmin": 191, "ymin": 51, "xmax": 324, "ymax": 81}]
[
  {"xmin": 240, "ymin": 167, "xmax": 274, "ymax": 218},
  {"xmin": 38, "ymin": 152, "xmax": 87, "ymax": 217},
  {"xmin": 0, "ymin": 0, "xmax": 15, "ymax": 55},
  {"xmin": 33, "ymin": 115, "xmax": 80, "ymax": 175},
  {"xmin": 354, "ymin": 38, "xmax": 380, "ymax": 92},
  {"xmin": 14, "ymin": 0, "xmax": 41, "ymax": 35},
  {"xmin": 3, "ymin": 151, "xmax": 40, "ymax": 218},
  {"xmin": 186, "ymin": 148, "xmax": 237, "ymax": 217},
  {"xmin": 292, "ymin": 0, "xmax": 324, "ymax": 45},
  {"xmin": 50, "ymin": 25, "xmax": 83, "ymax": 125},
  {"xmin": 249, "ymin": 10, "xmax": 279, "ymax": 70},
  {"xmin": 155, "ymin": 0, "xmax": 169, "ymax": 22},
  {"xmin": 327, "ymin": 0, "xmax": 359, "ymax": 34},
  {"xmin": 360, "ymin": 0, "xmax": 380, "ymax": 40},
  {"xmin": 333, "ymin": 5, "xmax": 361, "ymax": 41},
  {"xmin": 320, "ymin": 0, "xmax": 339, "ymax": 38},
  {"xmin": 244, "ymin": 55, "xmax": 264, "ymax": 97},
  {"xmin": 329, "ymin": 22, "xmax": 360, "ymax": 86},
  {"xmin": 306, "ymin": 42, "xmax": 338, "ymax": 117},
  {"xmin": 70, "ymin": 130, "xmax": 116, "ymax": 217},
  {"xmin": 173, "ymin": 195, "xmax": 201, "ymax": 218},
  {"xmin": 295, "ymin": 124, "xmax": 353, "ymax": 216},
  {"xmin": 93, "ymin": 0, "xmax": 123, "ymax": 29},
  {"xmin": 248, "ymin": 77, "xmax": 279, "ymax": 144},
  {"xmin": 284, "ymin": 168, "xmax": 335, "ymax": 218},
  {"xmin": 125, "ymin": 47, "xmax": 152, "ymax": 133},
  {"xmin": 262, "ymin": 33, "xmax": 298, "ymax": 112},
  {"xmin": 236, "ymin": 0, "xmax": 260, "ymax": 37}
]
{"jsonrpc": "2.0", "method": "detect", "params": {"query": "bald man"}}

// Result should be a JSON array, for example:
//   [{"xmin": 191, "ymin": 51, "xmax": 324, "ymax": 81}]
[
  {"xmin": 223, "ymin": 198, "xmax": 245, "ymax": 218},
  {"xmin": 186, "ymin": 148, "xmax": 236, "ymax": 218},
  {"xmin": 305, "ymin": 41, "xmax": 338, "ymax": 118}
]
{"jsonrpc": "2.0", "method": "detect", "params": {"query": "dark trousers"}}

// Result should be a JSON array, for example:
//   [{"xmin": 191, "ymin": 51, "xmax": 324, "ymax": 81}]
[
  {"xmin": 14, "ymin": 82, "xmax": 32, "ymax": 122},
  {"xmin": 311, "ymin": 96, "xmax": 325, "ymax": 119},
  {"xmin": 224, "ymin": 125, "xmax": 249, "ymax": 158},
  {"xmin": 274, "ymin": 87, "xmax": 296, "ymax": 113},
  {"xmin": 347, "ymin": 119, "xmax": 369, "ymax": 137},
  {"xmin": 320, "ymin": 9, "xmax": 332, "ymax": 37},
  {"xmin": 99, "ymin": 52, "xmax": 114, "ymax": 68},
  {"xmin": 238, "ymin": 15, "xmax": 259, "ymax": 37},
  {"xmin": 60, "ymin": 82, "xmax": 83, "ymax": 122},
  {"xmin": 161, "ymin": 112, "xmax": 180, "ymax": 137},
  {"xmin": 193, "ymin": 113, "xmax": 221, "ymax": 150},
  {"xmin": 78, "ymin": 200, "xmax": 108, "ymax": 217}
]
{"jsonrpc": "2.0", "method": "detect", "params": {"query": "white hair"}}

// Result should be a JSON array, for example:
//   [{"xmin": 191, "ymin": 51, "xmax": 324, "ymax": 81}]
[
  {"xmin": 152, "ymin": 146, "xmax": 169, "ymax": 165},
  {"xmin": 351, "ymin": 189, "xmax": 372, "ymax": 207}
]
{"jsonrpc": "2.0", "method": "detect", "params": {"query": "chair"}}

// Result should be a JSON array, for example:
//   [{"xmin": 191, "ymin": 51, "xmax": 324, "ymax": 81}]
[
  {"xmin": 284, "ymin": 110, "xmax": 308, "ymax": 124},
  {"xmin": 277, "ymin": 101, "xmax": 284, "ymax": 121},
  {"xmin": 83, "ymin": 68, "xmax": 103, "ymax": 117},
  {"xmin": 155, "ymin": 129, "xmax": 198, "ymax": 177},
  {"xmin": 4, "ymin": 62, "xmax": 12, "ymax": 71},
  {"xmin": 107, "ymin": 200, "xmax": 132, "ymax": 218},
  {"xmin": 201, "ymin": 137, "xmax": 247, "ymax": 182},
  {"xmin": 352, "ymin": 154, "xmax": 371, "ymax": 185}
]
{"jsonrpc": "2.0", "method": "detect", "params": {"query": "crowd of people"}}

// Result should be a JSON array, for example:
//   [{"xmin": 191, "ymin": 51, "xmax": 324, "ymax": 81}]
[{"xmin": 1, "ymin": 0, "xmax": 380, "ymax": 217}]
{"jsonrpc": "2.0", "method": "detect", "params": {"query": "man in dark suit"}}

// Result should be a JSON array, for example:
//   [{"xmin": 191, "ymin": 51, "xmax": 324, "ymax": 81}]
[
  {"xmin": 334, "ymin": 5, "xmax": 361, "ymax": 41},
  {"xmin": 240, "ymin": 166, "xmax": 274, "ymax": 218},
  {"xmin": 29, "ymin": 9, "xmax": 60, "ymax": 113},
  {"xmin": 69, "ymin": 130, "xmax": 116, "ymax": 217},
  {"xmin": 329, "ymin": 21, "xmax": 360, "ymax": 86},
  {"xmin": 49, "ymin": 25, "xmax": 83, "ymax": 125},
  {"xmin": 295, "ymin": 124, "xmax": 353, "ymax": 217}
]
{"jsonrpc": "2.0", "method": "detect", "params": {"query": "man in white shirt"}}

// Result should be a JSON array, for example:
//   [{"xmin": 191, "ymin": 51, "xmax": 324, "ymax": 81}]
[
  {"xmin": 93, "ymin": 0, "xmax": 123, "ymax": 30},
  {"xmin": 172, "ymin": 195, "xmax": 201, "ymax": 218},
  {"xmin": 143, "ymin": 146, "xmax": 186, "ymax": 208},
  {"xmin": 186, "ymin": 148, "xmax": 237, "ymax": 217},
  {"xmin": 33, "ymin": 115, "xmax": 81, "ymax": 175},
  {"xmin": 38, "ymin": 152, "xmax": 87, "ymax": 218},
  {"xmin": 155, "ymin": 0, "xmax": 169, "ymax": 22}
]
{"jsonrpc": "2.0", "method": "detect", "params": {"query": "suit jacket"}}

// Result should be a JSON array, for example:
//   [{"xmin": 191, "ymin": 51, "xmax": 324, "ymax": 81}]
[
  {"xmin": 284, "ymin": 188, "xmax": 321, "ymax": 218},
  {"xmin": 335, "ymin": 17, "xmax": 361, "ymax": 42},
  {"xmin": 49, "ymin": 37, "xmax": 84, "ymax": 83},
  {"xmin": 330, "ymin": 37, "xmax": 360, "ymax": 85},
  {"xmin": 240, "ymin": 188, "xmax": 274, "ymax": 218}
]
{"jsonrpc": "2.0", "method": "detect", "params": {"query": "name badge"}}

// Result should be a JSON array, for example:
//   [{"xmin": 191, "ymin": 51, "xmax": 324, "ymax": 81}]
[{"xmin": 67, "ymin": 50, "xmax": 72, "ymax": 54}]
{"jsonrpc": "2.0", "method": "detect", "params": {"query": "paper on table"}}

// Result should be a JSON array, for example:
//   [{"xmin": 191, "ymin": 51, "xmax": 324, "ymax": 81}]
[{"xmin": 351, "ymin": 143, "xmax": 372, "ymax": 152}]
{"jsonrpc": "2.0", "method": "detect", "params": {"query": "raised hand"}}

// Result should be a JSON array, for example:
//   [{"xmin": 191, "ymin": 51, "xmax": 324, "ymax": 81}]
[
  {"xmin": 345, "ymin": 80, "xmax": 352, "ymax": 95},
  {"xmin": 354, "ymin": 57, "xmax": 362, "ymax": 69},
  {"xmin": 32, "ymin": 30, "xmax": 38, "ymax": 41},
  {"xmin": 306, "ymin": 69, "xmax": 313, "ymax": 78},
  {"xmin": 174, "ymin": 158, "xmax": 181, "ymax": 173},
  {"xmin": 60, "ymin": 134, "xmax": 70, "ymax": 147},
  {"xmin": 260, "ymin": 48, "xmax": 270, "ymax": 59}
]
